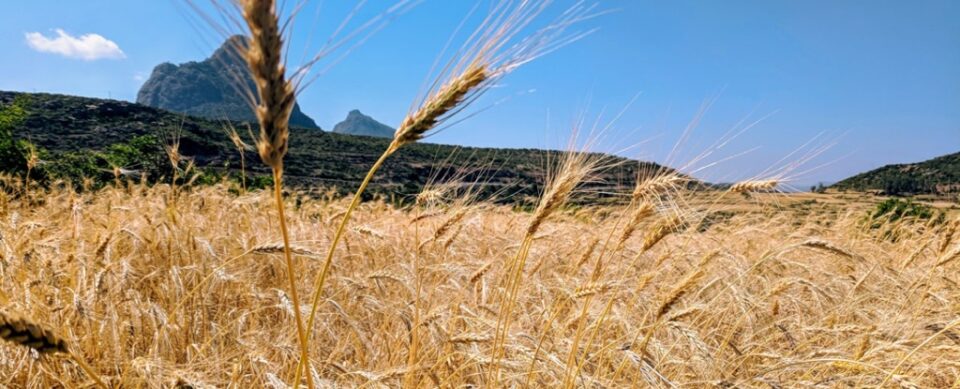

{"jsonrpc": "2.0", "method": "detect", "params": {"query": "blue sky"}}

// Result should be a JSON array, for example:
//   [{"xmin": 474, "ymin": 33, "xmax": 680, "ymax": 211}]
[{"xmin": 1, "ymin": 1, "xmax": 958, "ymax": 187}]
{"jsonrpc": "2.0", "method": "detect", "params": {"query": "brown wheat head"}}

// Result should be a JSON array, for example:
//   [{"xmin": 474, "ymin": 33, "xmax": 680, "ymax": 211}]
[
  {"xmin": 241, "ymin": 0, "xmax": 296, "ymax": 170},
  {"xmin": 0, "ymin": 311, "xmax": 68, "ymax": 354}
]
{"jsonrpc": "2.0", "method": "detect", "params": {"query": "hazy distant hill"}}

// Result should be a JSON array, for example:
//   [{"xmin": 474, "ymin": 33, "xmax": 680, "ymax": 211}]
[
  {"xmin": 136, "ymin": 36, "xmax": 319, "ymax": 129},
  {"xmin": 2, "ymin": 90, "xmax": 674, "ymax": 203},
  {"xmin": 831, "ymin": 152, "xmax": 960, "ymax": 195},
  {"xmin": 333, "ymin": 110, "xmax": 394, "ymax": 138}
]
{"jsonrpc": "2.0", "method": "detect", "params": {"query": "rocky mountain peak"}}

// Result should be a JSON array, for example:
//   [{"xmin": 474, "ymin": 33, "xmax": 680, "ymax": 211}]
[{"xmin": 136, "ymin": 36, "xmax": 319, "ymax": 129}]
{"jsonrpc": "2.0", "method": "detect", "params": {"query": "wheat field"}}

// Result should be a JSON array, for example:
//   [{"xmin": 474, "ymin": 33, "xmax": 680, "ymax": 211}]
[
  {"xmin": 2, "ymin": 1, "xmax": 958, "ymax": 388},
  {"xmin": 0, "ymin": 176, "xmax": 957, "ymax": 388}
]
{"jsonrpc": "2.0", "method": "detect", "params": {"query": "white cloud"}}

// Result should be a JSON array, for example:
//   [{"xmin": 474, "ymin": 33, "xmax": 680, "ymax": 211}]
[{"xmin": 25, "ymin": 29, "xmax": 125, "ymax": 60}]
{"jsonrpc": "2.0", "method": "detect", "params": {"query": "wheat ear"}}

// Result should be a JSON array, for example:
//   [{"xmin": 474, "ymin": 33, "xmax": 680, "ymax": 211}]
[
  {"xmin": 224, "ymin": 124, "xmax": 252, "ymax": 192},
  {"xmin": 642, "ymin": 215, "xmax": 684, "ymax": 252},
  {"xmin": 632, "ymin": 172, "xmax": 687, "ymax": 203},
  {"xmin": 617, "ymin": 201, "xmax": 655, "ymax": 249},
  {"xmin": 389, "ymin": 65, "xmax": 488, "ymax": 153},
  {"xmin": 635, "ymin": 251, "xmax": 719, "ymax": 357},
  {"xmin": 729, "ymin": 179, "xmax": 779, "ymax": 193}
]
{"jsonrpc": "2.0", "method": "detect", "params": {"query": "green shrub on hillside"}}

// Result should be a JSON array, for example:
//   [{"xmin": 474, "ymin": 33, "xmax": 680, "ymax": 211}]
[
  {"xmin": 103, "ymin": 135, "xmax": 164, "ymax": 171},
  {"xmin": 868, "ymin": 198, "xmax": 944, "ymax": 229},
  {"xmin": 0, "ymin": 95, "xmax": 33, "ymax": 174}
]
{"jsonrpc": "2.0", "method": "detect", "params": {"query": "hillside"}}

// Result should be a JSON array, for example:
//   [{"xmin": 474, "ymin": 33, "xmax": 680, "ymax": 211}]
[
  {"xmin": 831, "ymin": 152, "xmax": 960, "ymax": 195},
  {"xmin": 136, "ymin": 36, "xmax": 319, "ymax": 129},
  {"xmin": 333, "ymin": 110, "xmax": 394, "ymax": 138},
  {"xmin": 1, "ymin": 90, "xmax": 668, "ymax": 203}
]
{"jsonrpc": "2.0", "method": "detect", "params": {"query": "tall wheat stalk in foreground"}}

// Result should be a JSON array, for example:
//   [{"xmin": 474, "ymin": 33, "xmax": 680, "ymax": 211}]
[
  {"xmin": 297, "ymin": 1, "xmax": 598, "ymax": 384},
  {"xmin": 191, "ymin": 1, "xmax": 415, "ymax": 386},
  {"xmin": 236, "ymin": 1, "xmax": 313, "ymax": 387},
  {"xmin": 491, "ymin": 143, "xmax": 607, "ymax": 384}
]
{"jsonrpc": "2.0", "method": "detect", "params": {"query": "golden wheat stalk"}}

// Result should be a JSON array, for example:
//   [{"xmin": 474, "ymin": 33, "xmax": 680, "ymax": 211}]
[
  {"xmin": 297, "ymin": 4, "xmax": 594, "ymax": 384},
  {"xmin": 938, "ymin": 219, "xmax": 957, "ymax": 254},
  {"xmin": 527, "ymin": 152, "xmax": 600, "ymax": 236},
  {"xmin": 469, "ymin": 260, "xmax": 496, "ymax": 283},
  {"xmin": 449, "ymin": 333, "xmax": 492, "ymax": 344},
  {"xmin": 252, "ymin": 242, "xmax": 321, "ymax": 257},
  {"xmin": 574, "ymin": 237, "xmax": 601, "ymax": 270},
  {"xmin": 224, "ymin": 124, "xmax": 253, "ymax": 192},
  {"xmin": 493, "ymin": 149, "xmax": 607, "ymax": 382},
  {"xmin": 631, "ymin": 251, "xmax": 720, "ymax": 362},
  {"xmin": 241, "ymin": 2, "xmax": 294, "ymax": 171},
  {"xmin": 415, "ymin": 188, "xmax": 446, "ymax": 206},
  {"xmin": 23, "ymin": 143, "xmax": 39, "ymax": 199},
  {"xmin": 433, "ymin": 208, "xmax": 470, "ymax": 241},
  {"xmin": 294, "ymin": 30, "xmax": 490, "ymax": 389},
  {"xmin": 936, "ymin": 244, "xmax": 960, "ymax": 267},
  {"xmin": 655, "ymin": 251, "xmax": 718, "ymax": 319}
]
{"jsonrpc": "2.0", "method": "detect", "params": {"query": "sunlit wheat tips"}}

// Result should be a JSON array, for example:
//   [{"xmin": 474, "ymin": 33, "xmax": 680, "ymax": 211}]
[
  {"xmin": 387, "ymin": 0, "xmax": 601, "ymax": 153},
  {"xmin": 298, "ymin": 1, "xmax": 603, "ymax": 367}
]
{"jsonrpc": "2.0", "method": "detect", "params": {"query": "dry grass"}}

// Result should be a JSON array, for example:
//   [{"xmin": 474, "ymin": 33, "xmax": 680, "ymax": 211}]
[{"xmin": 0, "ymin": 176, "xmax": 957, "ymax": 388}]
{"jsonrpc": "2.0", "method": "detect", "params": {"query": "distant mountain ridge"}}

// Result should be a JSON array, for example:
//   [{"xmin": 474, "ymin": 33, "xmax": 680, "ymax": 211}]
[
  {"xmin": 136, "ymin": 36, "xmax": 319, "ymax": 129},
  {"xmin": 831, "ymin": 152, "xmax": 960, "ymax": 195},
  {"xmin": 333, "ymin": 110, "xmax": 394, "ymax": 138},
  {"xmin": 2, "ymin": 90, "xmax": 673, "ymax": 204}
]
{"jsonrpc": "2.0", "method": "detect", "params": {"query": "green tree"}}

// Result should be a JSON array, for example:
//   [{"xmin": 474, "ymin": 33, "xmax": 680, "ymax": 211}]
[{"xmin": 0, "ymin": 95, "xmax": 32, "ymax": 173}]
